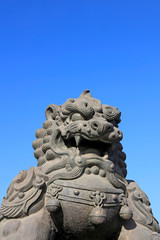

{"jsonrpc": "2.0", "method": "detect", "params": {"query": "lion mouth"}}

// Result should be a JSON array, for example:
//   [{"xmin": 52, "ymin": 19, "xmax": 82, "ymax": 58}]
[{"xmin": 63, "ymin": 135, "xmax": 113, "ymax": 158}]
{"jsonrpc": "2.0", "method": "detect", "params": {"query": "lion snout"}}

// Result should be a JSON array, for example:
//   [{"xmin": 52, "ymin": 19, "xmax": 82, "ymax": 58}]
[{"xmin": 89, "ymin": 119, "xmax": 113, "ymax": 135}]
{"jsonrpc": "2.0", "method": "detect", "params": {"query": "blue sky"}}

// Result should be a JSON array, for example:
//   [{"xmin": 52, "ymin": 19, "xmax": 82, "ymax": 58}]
[{"xmin": 0, "ymin": 0, "xmax": 160, "ymax": 222}]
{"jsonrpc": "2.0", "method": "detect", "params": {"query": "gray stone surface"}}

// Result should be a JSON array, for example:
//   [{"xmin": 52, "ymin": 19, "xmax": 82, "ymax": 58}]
[{"xmin": 0, "ymin": 90, "xmax": 159, "ymax": 239}]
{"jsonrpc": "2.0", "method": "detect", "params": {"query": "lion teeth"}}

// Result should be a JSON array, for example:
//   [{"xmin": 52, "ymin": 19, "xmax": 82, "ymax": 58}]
[
  {"xmin": 75, "ymin": 136, "xmax": 81, "ymax": 146},
  {"xmin": 103, "ymin": 154, "xmax": 109, "ymax": 160}
]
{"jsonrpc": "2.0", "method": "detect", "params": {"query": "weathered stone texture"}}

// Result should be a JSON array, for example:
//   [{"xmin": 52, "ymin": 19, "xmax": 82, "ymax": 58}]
[{"xmin": 0, "ymin": 90, "xmax": 159, "ymax": 240}]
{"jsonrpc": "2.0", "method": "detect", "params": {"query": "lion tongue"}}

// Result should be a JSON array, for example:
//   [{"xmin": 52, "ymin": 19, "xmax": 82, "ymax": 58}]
[{"xmin": 75, "ymin": 136, "xmax": 81, "ymax": 146}]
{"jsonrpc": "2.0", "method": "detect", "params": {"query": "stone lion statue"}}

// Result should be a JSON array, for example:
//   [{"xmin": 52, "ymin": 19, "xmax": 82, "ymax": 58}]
[{"xmin": 0, "ymin": 90, "xmax": 159, "ymax": 240}]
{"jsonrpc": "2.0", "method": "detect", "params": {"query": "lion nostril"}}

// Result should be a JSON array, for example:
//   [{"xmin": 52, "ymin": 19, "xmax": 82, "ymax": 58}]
[
  {"xmin": 104, "ymin": 122, "xmax": 113, "ymax": 132},
  {"xmin": 91, "ymin": 122, "xmax": 99, "ymax": 131},
  {"xmin": 93, "ymin": 123, "xmax": 98, "ymax": 128}
]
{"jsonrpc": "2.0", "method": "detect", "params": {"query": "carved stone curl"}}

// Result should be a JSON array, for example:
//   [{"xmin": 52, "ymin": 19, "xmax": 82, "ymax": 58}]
[{"xmin": 0, "ymin": 167, "xmax": 46, "ymax": 220}]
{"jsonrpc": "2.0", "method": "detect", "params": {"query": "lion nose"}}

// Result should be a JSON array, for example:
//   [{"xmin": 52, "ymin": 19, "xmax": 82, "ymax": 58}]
[{"xmin": 90, "ymin": 120, "xmax": 113, "ymax": 134}]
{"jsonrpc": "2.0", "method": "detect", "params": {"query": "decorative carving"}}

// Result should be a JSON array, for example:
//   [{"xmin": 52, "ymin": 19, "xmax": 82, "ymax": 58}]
[
  {"xmin": 89, "ymin": 191, "xmax": 107, "ymax": 207},
  {"xmin": 127, "ymin": 181, "xmax": 160, "ymax": 232},
  {"xmin": 89, "ymin": 191, "xmax": 107, "ymax": 225},
  {"xmin": 0, "ymin": 167, "xmax": 46, "ymax": 219},
  {"xmin": 46, "ymin": 184, "xmax": 62, "ymax": 199},
  {"xmin": 0, "ymin": 90, "xmax": 159, "ymax": 240}
]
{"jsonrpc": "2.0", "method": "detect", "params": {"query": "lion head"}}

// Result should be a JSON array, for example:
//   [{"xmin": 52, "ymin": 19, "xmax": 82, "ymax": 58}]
[{"xmin": 32, "ymin": 90, "xmax": 127, "ymax": 190}]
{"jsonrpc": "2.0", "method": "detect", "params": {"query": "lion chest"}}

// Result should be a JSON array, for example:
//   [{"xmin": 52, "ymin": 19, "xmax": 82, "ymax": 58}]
[{"xmin": 45, "ymin": 174, "xmax": 124, "ymax": 239}]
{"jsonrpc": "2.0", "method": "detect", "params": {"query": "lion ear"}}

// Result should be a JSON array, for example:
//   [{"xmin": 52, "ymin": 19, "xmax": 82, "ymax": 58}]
[
  {"xmin": 45, "ymin": 104, "xmax": 59, "ymax": 120},
  {"xmin": 79, "ymin": 89, "xmax": 92, "ymax": 98}
]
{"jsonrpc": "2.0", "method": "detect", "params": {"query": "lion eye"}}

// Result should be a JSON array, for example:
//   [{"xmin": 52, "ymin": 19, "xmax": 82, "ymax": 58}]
[{"xmin": 71, "ymin": 113, "xmax": 84, "ymax": 121}]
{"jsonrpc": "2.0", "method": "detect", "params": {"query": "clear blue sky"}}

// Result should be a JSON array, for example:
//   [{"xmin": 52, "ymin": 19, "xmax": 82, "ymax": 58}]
[{"xmin": 0, "ymin": 0, "xmax": 160, "ymax": 222}]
